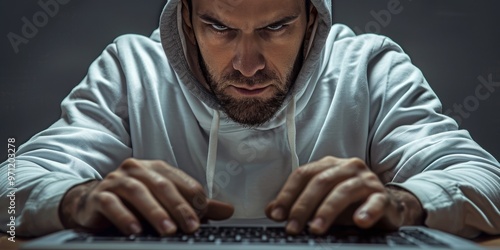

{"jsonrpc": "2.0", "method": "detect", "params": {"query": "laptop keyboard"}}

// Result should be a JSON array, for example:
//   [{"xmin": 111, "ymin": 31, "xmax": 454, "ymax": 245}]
[{"xmin": 66, "ymin": 225, "xmax": 449, "ymax": 247}]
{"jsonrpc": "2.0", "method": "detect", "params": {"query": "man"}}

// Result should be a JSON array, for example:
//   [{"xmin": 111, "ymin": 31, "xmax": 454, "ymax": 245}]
[{"xmin": 1, "ymin": 0, "xmax": 499, "ymax": 239}]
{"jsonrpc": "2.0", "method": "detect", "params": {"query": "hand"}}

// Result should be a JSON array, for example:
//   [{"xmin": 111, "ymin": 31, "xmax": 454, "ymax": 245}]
[
  {"xmin": 265, "ymin": 156, "xmax": 424, "ymax": 234},
  {"xmin": 59, "ymin": 158, "xmax": 234, "ymax": 236}
]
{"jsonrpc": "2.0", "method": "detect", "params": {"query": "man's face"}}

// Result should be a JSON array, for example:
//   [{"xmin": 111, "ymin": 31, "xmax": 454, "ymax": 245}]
[{"xmin": 188, "ymin": 0, "xmax": 312, "ymax": 127}]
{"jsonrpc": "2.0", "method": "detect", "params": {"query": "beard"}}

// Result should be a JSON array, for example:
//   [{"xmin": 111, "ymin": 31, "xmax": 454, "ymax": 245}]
[{"xmin": 199, "ymin": 49, "xmax": 304, "ymax": 128}]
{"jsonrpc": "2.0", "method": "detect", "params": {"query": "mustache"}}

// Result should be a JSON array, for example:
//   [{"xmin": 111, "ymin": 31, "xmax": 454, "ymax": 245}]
[{"xmin": 221, "ymin": 70, "xmax": 280, "ymax": 86}]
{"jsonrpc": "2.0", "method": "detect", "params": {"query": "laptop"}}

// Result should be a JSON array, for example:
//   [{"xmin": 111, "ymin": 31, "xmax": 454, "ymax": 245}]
[{"xmin": 21, "ymin": 219, "xmax": 482, "ymax": 250}]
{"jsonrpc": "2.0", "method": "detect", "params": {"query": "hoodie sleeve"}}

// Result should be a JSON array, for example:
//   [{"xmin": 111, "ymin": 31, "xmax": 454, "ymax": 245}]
[
  {"xmin": 0, "ymin": 43, "xmax": 132, "ymax": 237},
  {"xmin": 366, "ymin": 37, "xmax": 500, "ymax": 238}
]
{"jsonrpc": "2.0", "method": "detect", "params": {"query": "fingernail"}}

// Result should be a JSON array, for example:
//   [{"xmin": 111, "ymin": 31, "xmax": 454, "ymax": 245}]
[
  {"xmin": 309, "ymin": 217, "xmax": 324, "ymax": 230},
  {"xmin": 286, "ymin": 219, "xmax": 299, "ymax": 233},
  {"xmin": 357, "ymin": 211, "xmax": 370, "ymax": 221},
  {"xmin": 129, "ymin": 223, "xmax": 141, "ymax": 235},
  {"xmin": 271, "ymin": 207, "xmax": 285, "ymax": 220},
  {"xmin": 160, "ymin": 219, "xmax": 177, "ymax": 234},
  {"xmin": 187, "ymin": 218, "xmax": 199, "ymax": 232}
]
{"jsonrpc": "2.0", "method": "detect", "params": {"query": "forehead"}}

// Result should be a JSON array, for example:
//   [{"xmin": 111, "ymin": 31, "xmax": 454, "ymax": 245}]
[{"xmin": 192, "ymin": 0, "xmax": 305, "ymax": 27}]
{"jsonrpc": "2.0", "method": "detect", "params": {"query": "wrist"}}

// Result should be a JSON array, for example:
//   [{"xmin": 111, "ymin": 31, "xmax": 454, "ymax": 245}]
[
  {"xmin": 386, "ymin": 186, "xmax": 426, "ymax": 226},
  {"xmin": 58, "ymin": 180, "xmax": 99, "ymax": 229}
]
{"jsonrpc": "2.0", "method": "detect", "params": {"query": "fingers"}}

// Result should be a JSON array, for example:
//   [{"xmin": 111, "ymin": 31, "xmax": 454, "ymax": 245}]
[
  {"xmin": 285, "ymin": 165, "xmax": 358, "ymax": 234},
  {"xmin": 118, "ymin": 159, "xmax": 205, "ymax": 233},
  {"xmin": 354, "ymin": 187, "xmax": 412, "ymax": 230},
  {"xmin": 144, "ymin": 175, "xmax": 198, "ymax": 233},
  {"xmin": 266, "ymin": 156, "xmax": 345, "ymax": 222},
  {"xmin": 267, "ymin": 156, "xmax": 372, "ymax": 235},
  {"xmin": 265, "ymin": 155, "xmax": 392, "ymax": 235},
  {"xmin": 353, "ymin": 193, "xmax": 389, "ymax": 229},
  {"xmin": 151, "ymin": 161, "xmax": 209, "ymax": 209},
  {"xmin": 92, "ymin": 191, "xmax": 142, "ymax": 235},
  {"xmin": 309, "ymin": 172, "xmax": 385, "ymax": 234},
  {"xmin": 117, "ymin": 159, "xmax": 235, "ymax": 233},
  {"xmin": 101, "ymin": 174, "xmax": 178, "ymax": 235},
  {"xmin": 76, "ymin": 158, "xmax": 234, "ymax": 236}
]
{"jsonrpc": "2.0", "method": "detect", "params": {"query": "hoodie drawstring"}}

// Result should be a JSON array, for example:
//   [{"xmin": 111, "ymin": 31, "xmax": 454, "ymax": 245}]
[
  {"xmin": 206, "ymin": 110, "xmax": 220, "ymax": 198},
  {"xmin": 286, "ymin": 96, "xmax": 300, "ymax": 171}
]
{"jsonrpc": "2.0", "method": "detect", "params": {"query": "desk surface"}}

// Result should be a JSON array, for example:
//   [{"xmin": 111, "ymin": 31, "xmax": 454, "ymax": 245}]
[{"xmin": 2, "ymin": 233, "xmax": 500, "ymax": 249}]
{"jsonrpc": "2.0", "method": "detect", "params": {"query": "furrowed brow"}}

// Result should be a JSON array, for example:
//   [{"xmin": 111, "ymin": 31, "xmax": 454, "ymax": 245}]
[
  {"xmin": 260, "ymin": 15, "xmax": 299, "ymax": 29},
  {"xmin": 198, "ymin": 13, "xmax": 226, "ymax": 25},
  {"xmin": 197, "ymin": 13, "xmax": 300, "ymax": 29}
]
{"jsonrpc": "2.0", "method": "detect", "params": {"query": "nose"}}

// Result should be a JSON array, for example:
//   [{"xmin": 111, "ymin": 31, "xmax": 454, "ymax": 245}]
[{"xmin": 232, "ymin": 36, "xmax": 265, "ymax": 77}]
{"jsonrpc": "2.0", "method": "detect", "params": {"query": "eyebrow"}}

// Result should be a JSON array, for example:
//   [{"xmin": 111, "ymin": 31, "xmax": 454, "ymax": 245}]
[
  {"xmin": 262, "ymin": 15, "xmax": 300, "ymax": 29},
  {"xmin": 197, "ymin": 13, "xmax": 300, "ymax": 29},
  {"xmin": 198, "ymin": 14, "xmax": 225, "ymax": 25}
]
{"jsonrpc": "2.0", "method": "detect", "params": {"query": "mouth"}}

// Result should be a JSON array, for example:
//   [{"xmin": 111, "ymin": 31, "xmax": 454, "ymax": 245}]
[{"xmin": 230, "ymin": 85, "xmax": 272, "ymax": 96}]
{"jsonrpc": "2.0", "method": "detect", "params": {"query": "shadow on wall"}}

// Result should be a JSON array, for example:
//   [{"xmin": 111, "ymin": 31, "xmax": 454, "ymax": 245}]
[
  {"xmin": 334, "ymin": 0, "xmax": 500, "ymax": 160},
  {"xmin": 0, "ymin": 0, "xmax": 167, "ymax": 161}
]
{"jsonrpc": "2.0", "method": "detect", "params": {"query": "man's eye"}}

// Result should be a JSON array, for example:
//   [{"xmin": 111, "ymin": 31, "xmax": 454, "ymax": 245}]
[
  {"xmin": 211, "ymin": 24, "xmax": 229, "ymax": 31},
  {"xmin": 266, "ymin": 25, "xmax": 285, "ymax": 31}
]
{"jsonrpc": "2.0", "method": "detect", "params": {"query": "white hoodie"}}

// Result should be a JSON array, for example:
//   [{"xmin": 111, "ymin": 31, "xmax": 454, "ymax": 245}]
[{"xmin": 1, "ymin": 0, "xmax": 499, "ymax": 238}]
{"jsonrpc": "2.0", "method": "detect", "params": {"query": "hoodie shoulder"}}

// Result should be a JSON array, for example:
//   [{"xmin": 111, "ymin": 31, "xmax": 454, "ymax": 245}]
[
  {"xmin": 97, "ymin": 31, "xmax": 177, "ymax": 97},
  {"xmin": 106, "ymin": 31, "xmax": 171, "ymax": 72},
  {"xmin": 319, "ymin": 24, "xmax": 406, "ymax": 73},
  {"xmin": 326, "ymin": 24, "xmax": 404, "ymax": 60},
  {"xmin": 111, "ymin": 32, "xmax": 162, "ymax": 53}
]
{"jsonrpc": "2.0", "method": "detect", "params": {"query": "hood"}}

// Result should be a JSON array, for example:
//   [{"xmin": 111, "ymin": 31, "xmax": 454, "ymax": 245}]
[
  {"xmin": 159, "ymin": 0, "xmax": 334, "ymax": 199},
  {"xmin": 159, "ymin": 0, "xmax": 333, "ymax": 113}
]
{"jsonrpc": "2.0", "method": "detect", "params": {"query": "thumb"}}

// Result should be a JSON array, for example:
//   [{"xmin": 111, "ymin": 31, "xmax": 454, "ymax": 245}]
[{"xmin": 203, "ymin": 199, "xmax": 234, "ymax": 220}]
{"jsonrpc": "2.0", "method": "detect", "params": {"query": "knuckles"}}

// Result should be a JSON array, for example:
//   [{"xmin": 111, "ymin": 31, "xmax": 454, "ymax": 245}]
[
  {"xmin": 361, "ymin": 172, "xmax": 379, "ymax": 182},
  {"xmin": 317, "ymin": 156, "xmax": 368, "ymax": 173},
  {"xmin": 150, "ymin": 160, "xmax": 171, "ymax": 171},
  {"xmin": 93, "ymin": 192, "xmax": 116, "ymax": 208},
  {"xmin": 313, "ymin": 169, "xmax": 336, "ymax": 187},
  {"xmin": 100, "ymin": 175, "xmax": 145, "ymax": 196},
  {"xmin": 291, "ymin": 156, "xmax": 369, "ymax": 183},
  {"xmin": 345, "ymin": 157, "xmax": 368, "ymax": 172},
  {"xmin": 319, "ymin": 156, "xmax": 339, "ymax": 165},
  {"xmin": 293, "ymin": 165, "xmax": 314, "ymax": 180},
  {"xmin": 105, "ymin": 172, "xmax": 122, "ymax": 181},
  {"xmin": 187, "ymin": 182, "xmax": 205, "ymax": 195},
  {"xmin": 152, "ymin": 178, "xmax": 173, "ymax": 191},
  {"xmin": 180, "ymin": 179, "xmax": 205, "ymax": 199},
  {"xmin": 119, "ymin": 158, "xmax": 172, "ymax": 173},
  {"xmin": 119, "ymin": 158, "xmax": 143, "ymax": 171},
  {"xmin": 121, "ymin": 178, "xmax": 146, "ymax": 195},
  {"xmin": 360, "ymin": 172, "xmax": 385, "ymax": 192}
]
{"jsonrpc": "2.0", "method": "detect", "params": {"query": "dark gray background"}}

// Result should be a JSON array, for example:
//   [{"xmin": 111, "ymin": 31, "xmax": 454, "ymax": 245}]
[{"xmin": 1, "ymin": 0, "xmax": 499, "ymax": 162}]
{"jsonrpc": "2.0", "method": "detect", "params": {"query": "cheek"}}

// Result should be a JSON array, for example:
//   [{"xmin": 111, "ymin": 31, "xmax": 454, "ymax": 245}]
[
  {"xmin": 199, "ymin": 43, "xmax": 232, "ymax": 73},
  {"xmin": 265, "ymin": 42, "xmax": 302, "ymax": 75},
  {"xmin": 194, "ymin": 26, "xmax": 233, "ymax": 72}
]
